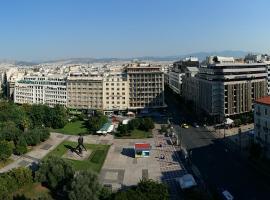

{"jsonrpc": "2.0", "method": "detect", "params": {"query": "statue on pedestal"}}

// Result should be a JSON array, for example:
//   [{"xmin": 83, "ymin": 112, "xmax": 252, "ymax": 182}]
[{"xmin": 75, "ymin": 134, "xmax": 87, "ymax": 155}]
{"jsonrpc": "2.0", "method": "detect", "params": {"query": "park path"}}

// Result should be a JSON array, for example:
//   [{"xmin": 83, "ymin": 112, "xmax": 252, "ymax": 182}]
[{"xmin": 0, "ymin": 132, "xmax": 114, "ymax": 173}]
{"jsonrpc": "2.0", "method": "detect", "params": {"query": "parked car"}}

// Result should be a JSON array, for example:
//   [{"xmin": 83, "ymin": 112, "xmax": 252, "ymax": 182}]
[{"xmin": 181, "ymin": 123, "xmax": 189, "ymax": 128}]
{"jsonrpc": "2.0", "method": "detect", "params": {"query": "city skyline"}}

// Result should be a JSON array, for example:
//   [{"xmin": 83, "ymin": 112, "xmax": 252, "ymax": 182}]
[{"xmin": 1, "ymin": 0, "xmax": 270, "ymax": 60}]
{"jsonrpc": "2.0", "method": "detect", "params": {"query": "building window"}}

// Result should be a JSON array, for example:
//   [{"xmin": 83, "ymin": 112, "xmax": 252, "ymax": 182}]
[{"xmin": 265, "ymin": 108, "xmax": 268, "ymax": 115}]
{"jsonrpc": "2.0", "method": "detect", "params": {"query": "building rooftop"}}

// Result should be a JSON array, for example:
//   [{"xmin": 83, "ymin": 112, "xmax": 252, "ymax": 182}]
[
  {"xmin": 134, "ymin": 143, "xmax": 151, "ymax": 150},
  {"xmin": 255, "ymin": 96, "xmax": 270, "ymax": 106}
]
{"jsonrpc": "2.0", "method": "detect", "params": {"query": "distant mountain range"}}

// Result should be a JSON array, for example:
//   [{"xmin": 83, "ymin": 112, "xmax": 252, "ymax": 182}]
[{"xmin": 0, "ymin": 50, "xmax": 258, "ymax": 65}]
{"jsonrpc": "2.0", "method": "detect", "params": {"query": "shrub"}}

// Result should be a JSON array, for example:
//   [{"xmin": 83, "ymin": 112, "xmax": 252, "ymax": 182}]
[
  {"xmin": 0, "ymin": 167, "xmax": 33, "ymax": 200},
  {"xmin": 0, "ymin": 140, "xmax": 13, "ymax": 161},
  {"xmin": 35, "ymin": 156, "xmax": 74, "ymax": 190},
  {"xmin": 68, "ymin": 170, "xmax": 101, "ymax": 200},
  {"xmin": 8, "ymin": 167, "xmax": 33, "ymax": 188}
]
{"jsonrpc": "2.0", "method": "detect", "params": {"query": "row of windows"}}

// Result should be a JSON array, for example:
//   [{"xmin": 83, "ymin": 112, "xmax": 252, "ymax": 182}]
[
  {"xmin": 106, "ymin": 83, "xmax": 126, "ymax": 86},
  {"xmin": 106, "ymin": 101, "xmax": 126, "ymax": 105},
  {"xmin": 106, "ymin": 92, "xmax": 125, "ymax": 95},
  {"xmin": 106, "ymin": 88, "xmax": 125, "ymax": 91},
  {"xmin": 106, "ymin": 97, "xmax": 125, "ymax": 100}
]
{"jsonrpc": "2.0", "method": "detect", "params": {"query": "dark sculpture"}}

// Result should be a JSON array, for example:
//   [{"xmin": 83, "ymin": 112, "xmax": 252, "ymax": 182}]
[{"xmin": 75, "ymin": 134, "xmax": 87, "ymax": 155}]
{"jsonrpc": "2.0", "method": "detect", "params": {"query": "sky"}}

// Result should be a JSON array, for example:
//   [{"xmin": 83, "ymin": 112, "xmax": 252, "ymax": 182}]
[{"xmin": 0, "ymin": 0, "xmax": 270, "ymax": 61}]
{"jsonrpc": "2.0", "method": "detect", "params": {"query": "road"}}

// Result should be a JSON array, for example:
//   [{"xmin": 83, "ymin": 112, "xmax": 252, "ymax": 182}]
[{"xmin": 165, "ymin": 90, "xmax": 270, "ymax": 200}]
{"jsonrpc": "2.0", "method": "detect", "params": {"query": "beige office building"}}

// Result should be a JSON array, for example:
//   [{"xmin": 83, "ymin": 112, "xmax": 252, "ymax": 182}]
[
  {"xmin": 67, "ymin": 74, "xmax": 103, "ymax": 110},
  {"xmin": 103, "ymin": 71, "xmax": 129, "ymax": 113},
  {"xmin": 127, "ymin": 64, "xmax": 165, "ymax": 110}
]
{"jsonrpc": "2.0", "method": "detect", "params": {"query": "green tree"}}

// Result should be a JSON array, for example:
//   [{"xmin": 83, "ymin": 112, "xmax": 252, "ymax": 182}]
[
  {"xmin": 8, "ymin": 167, "xmax": 33, "ymax": 188},
  {"xmin": 0, "ymin": 140, "xmax": 13, "ymax": 161},
  {"xmin": 0, "ymin": 121, "xmax": 21, "ymax": 141},
  {"xmin": 113, "ymin": 189, "xmax": 146, "ymax": 200},
  {"xmin": 14, "ymin": 136, "xmax": 28, "ymax": 155},
  {"xmin": 35, "ymin": 156, "xmax": 74, "ymax": 190},
  {"xmin": 136, "ymin": 179, "xmax": 169, "ymax": 200},
  {"xmin": 68, "ymin": 170, "xmax": 101, "ymax": 200},
  {"xmin": 128, "ymin": 119, "xmax": 140, "ymax": 131},
  {"xmin": 87, "ymin": 112, "xmax": 108, "ymax": 133},
  {"xmin": 51, "ymin": 105, "xmax": 68, "ymax": 129},
  {"xmin": 140, "ymin": 118, "xmax": 154, "ymax": 131},
  {"xmin": 117, "ymin": 124, "xmax": 128, "ymax": 136}
]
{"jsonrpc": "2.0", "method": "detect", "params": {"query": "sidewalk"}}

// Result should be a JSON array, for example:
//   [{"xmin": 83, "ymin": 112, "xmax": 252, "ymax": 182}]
[
  {"xmin": 153, "ymin": 124, "xmax": 186, "ymax": 200},
  {"xmin": 0, "ymin": 132, "xmax": 115, "ymax": 173},
  {"xmin": 0, "ymin": 132, "xmax": 69, "ymax": 173}
]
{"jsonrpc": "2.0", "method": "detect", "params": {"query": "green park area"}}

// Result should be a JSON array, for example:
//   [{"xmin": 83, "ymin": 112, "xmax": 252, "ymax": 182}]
[
  {"xmin": 115, "ymin": 129, "xmax": 152, "ymax": 139},
  {"xmin": 115, "ymin": 117, "xmax": 154, "ymax": 139},
  {"xmin": 52, "ymin": 120, "xmax": 89, "ymax": 135},
  {"xmin": 44, "ymin": 141, "xmax": 110, "ymax": 172}
]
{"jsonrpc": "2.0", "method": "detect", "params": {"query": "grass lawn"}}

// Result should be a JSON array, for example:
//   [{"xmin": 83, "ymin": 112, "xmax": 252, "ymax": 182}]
[
  {"xmin": 44, "ymin": 141, "xmax": 110, "ymax": 172},
  {"xmin": 115, "ymin": 129, "xmax": 153, "ymax": 139},
  {"xmin": 14, "ymin": 183, "xmax": 51, "ymax": 199},
  {"xmin": 0, "ymin": 158, "xmax": 13, "ymax": 169},
  {"xmin": 52, "ymin": 120, "xmax": 89, "ymax": 135}
]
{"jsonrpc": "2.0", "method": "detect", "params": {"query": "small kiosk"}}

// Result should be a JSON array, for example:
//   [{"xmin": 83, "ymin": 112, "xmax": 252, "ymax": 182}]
[{"xmin": 134, "ymin": 143, "xmax": 151, "ymax": 158}]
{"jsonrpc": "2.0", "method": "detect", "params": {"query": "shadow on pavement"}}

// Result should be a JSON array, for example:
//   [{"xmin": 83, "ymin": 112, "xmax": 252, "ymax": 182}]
[{"xmin": 121, "ymin": 148, "xmax": 134, "ymax": 158}]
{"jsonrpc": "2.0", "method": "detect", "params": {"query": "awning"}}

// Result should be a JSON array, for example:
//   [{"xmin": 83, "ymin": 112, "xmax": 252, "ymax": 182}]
[{"xmin": 225, "ymin": 118, "xmax": 234, "ymax": 125}]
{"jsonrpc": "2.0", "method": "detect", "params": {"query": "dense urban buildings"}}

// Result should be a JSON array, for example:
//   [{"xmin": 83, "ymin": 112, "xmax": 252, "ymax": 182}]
[
  {"xmin": 254, "ymin": 96, "xmax": 270, "ymax": 158},
  {"xmin": 166, "ymin": 55, "xmax": 269, "ymax": 122},
  {"xmin": 9, "ymin": 62, "xmax": 166, "ymax": 113}
]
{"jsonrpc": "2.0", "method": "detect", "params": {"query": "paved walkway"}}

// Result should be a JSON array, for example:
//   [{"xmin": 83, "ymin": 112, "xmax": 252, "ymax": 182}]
[
  {"xmin": 153, "ymin": 124, "xmax": 186, "ymax": 200},
  {"xmin": 0, "ymin": 132, "xmax": 69, "ymax": 173},
  {"xmin": 0, "ymin": 132, "xmax": 114, "ymax": 173}
]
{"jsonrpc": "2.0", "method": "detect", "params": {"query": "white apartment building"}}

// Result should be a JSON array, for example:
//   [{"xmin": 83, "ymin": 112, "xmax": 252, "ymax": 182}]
[
  {"xmin": 254, "ymin": 96, "xmax": 270, "ymax": 158},
  {"xmin": 103, "ymin": 71, "xmax": 129, "ymax": 113},
  {"xmin": 14, "ymin": 75, "xmax": 67, "ymax": 106},
  {"xmin": 168, "ymin": 71, "xmax": 182, "ymax": 94},
  {"xmin": 168, "ymin": 58, "xmax": 199, "ymax": 95}
]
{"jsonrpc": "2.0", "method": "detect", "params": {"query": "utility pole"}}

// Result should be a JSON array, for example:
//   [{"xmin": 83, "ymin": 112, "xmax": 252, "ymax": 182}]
[{"xmin": 238, "ymin": 128, "xmax": 242, "ymax": 151}]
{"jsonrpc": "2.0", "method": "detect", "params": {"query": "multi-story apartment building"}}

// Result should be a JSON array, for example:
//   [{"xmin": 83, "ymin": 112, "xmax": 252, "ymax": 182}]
[
  {"xmin": 67, "ymin": 73, "xmax": 103, "ymax": 110},
  {"xmin": 182, "ymin": 67, "xmax": 199, "ymax": 105},
  {"xmin": 127, "ymin": 64, "xmax": 165, "ymax": 110},
  {"xmin": 14, "ymin": 75, "xmax": 67, "ymax": 106},
  {"xmin": 168, "ymin": 57, "xmax": 199, "ymax": 95},
  {"xmin": 196, "ymin": 56, "xmax": 267, "ymax": 121},
  {"xmin": 254, "ymin": 96, "xmax": 270, "ymax": 158},
  {"xmin": 13, "ymin": 63, "xmax": 166, "ymax": 112},
  {"xmin": 103, "ymin": 71, "xmax": 129, "ymax": 113}
]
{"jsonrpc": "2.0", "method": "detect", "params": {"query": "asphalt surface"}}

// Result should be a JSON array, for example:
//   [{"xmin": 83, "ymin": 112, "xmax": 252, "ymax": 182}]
[{"xmin": 165, "ymin": 90, "xmax": 270, "ymax": 200}]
